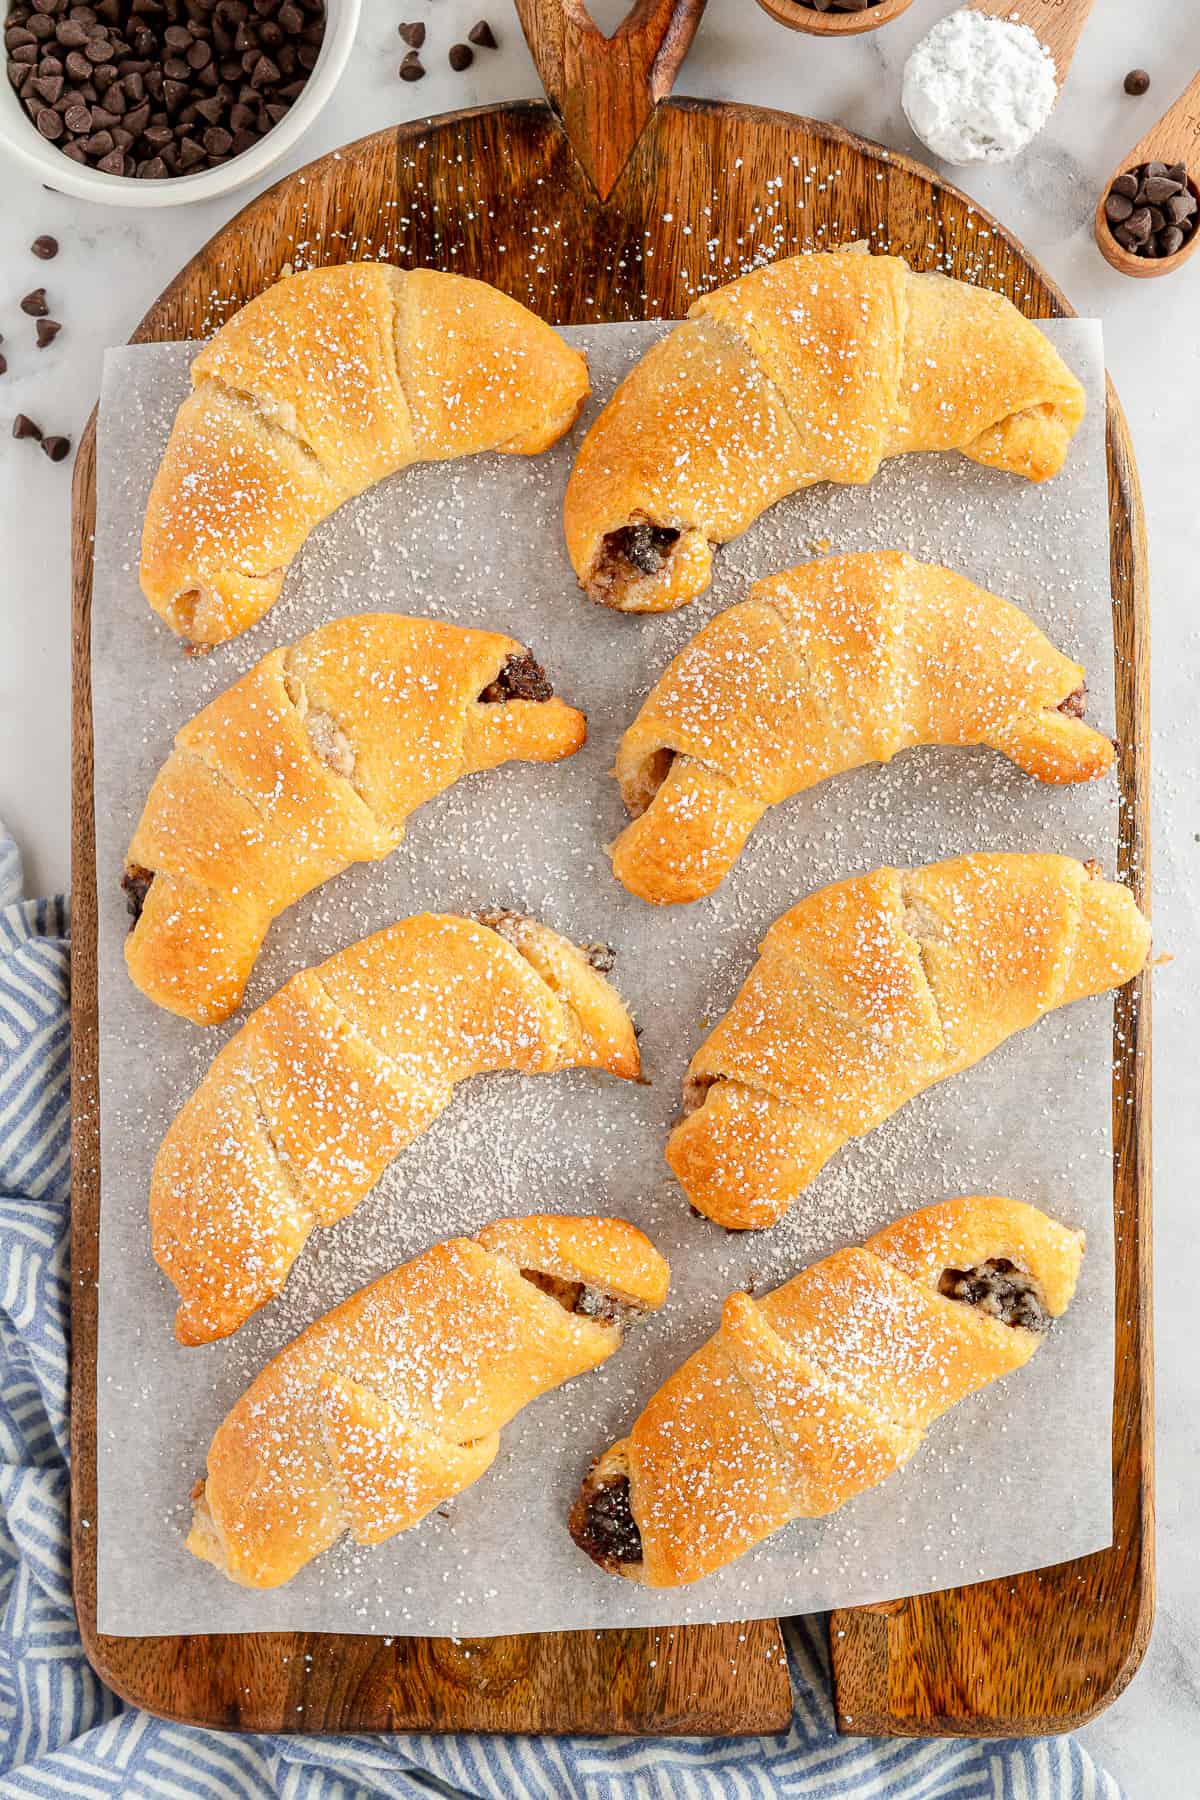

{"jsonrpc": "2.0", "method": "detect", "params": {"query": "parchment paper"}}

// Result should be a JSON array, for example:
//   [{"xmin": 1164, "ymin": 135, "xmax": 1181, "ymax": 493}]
[{"xmin": 92, "ymin": 319, "xmax": 1119, "ymax": 1638}]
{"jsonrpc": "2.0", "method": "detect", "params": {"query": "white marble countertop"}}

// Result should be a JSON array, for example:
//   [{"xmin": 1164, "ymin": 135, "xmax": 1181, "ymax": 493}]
[{"xmin": 1, "ymin": 0, "xmax": 1196, "ymax": 1789}]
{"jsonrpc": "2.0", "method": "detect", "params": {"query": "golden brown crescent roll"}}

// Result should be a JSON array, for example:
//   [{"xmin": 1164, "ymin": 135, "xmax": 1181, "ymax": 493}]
[
  {"xmin": 612, "ymin": 553, "xmax": 1114, "ymax": 905},
  {"xmin": 141, "ymin": 264, "xmax": 590, "ymax": 646},
  {"xmin": 122, "ymin": 613, "xmax": 586, "ymax": 1025},
  {"xmin": 151, "ymin": 912, "xmax": 642, "ymax": 1346},
  {"xmin": 564, "ymin": 250, "xmax": 1085, "ymax": 613},
  {"xmin": 188, "ymin": 1214, "xmax": 670, "ymax": 1588},
  {"xmin": 570, "ymin": 1195, "xmax": 1081, "ymax": 1587},
  {"xmin": 668, "ymin": 854, "xmax": 1150, "ymax": 1230}
]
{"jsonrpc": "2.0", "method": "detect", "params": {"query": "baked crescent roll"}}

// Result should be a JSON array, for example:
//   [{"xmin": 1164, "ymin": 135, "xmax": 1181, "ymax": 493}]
[
  {"xmin": 188, "ymin": 1214, "xmax": 670, "ymax": 1589},
  {"xmin": 122, "ymin": 613, "xmax": 586, "ymax": 1025},
  {"xmin": 564, "ymin": 250, "xmax": 1085, "ymax": 613},
  {"xmin": 613, "ymin": 553, "xmax": 1114, "ymax": 906},
  {"xmin": 668, "ymin": 853, "xmax": 1150, "ymax": 1230},
  {"xmin": 570, "ymin": 1195, "xmax": 1081, "ymax": 1587},
  {"xmin": 151, "ymin": 912, "xmax": 641, "ymax": 1345},
  {"xmin": 140, "ymin": 264, "xmax": 590, "ymax": 646}
]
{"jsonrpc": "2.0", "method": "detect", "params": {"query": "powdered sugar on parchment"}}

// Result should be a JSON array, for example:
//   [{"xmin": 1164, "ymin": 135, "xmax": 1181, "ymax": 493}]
[{"xmin": 91, "ymin": 317, "xmax": 1121, "ymax": 1638}]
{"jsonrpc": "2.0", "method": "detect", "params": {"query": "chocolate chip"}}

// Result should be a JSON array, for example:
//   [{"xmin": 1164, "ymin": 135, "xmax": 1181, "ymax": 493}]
[
  {"xmin": 12, "ymin": 412, "xmax": 42, "ymax": 438},
  {"xmin": 0, "ymin": 353, "xmax": 6, "ymax": 375},
  {"xmin": 1159, "ymin": 225, "xmax": 1185, "ymax": 257},
  {"xmin": 397, "ymin": 19, "xmax": 423, "ymax": 46},
  {"xmin": 398, "ymin": 48, "xmax": 422, "ymax": 79},
  {"xmin": 41, "ymin": 433, "xmax": 70, "ymax": 460},
  {"xmin": 1111, "ymin": 172, "xmax": 1138, "ymax": 199},
  {"xmin": 467, "ymin": 18, "xmax": 495, "ymax": 47},
  {"xmin": 448, "ymin": 40, "xmax": 472, "ymax": 70},
  {"xmin": 20, "ymin": 286, "xmax": 49, "ymax": 314},
  {"xmin": 1105, "ymin": 192, "xmax": 1133, "ymax": 224},
  {"xmin": 1142, "ymin": 174, "xmax": 1181, "ymax": 205},
  {"xmin": 1123, "ymin": 68, "xmax": 1150, "ymax": 96},
  {"xmin": 35, "ymin": 316, "xmax": 61, "ymax": 345}
]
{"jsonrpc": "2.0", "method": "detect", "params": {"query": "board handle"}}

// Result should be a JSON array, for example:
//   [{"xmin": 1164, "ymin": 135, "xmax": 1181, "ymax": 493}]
[{"xmin": 512, "ymin": 0, "xmax": 707, "ymax": 199}]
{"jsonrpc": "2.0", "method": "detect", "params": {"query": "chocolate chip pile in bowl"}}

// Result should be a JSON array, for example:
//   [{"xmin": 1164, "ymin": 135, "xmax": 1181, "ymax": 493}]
[
  {"xmin": 1104, "ymin": 160, "xmax": 1197, "ymax": 259},
  {"xmin": 5, "ymin": 0, "xmax": 325, "ymax": 178},
  {"xmin": 797, "ymin": 0, "xmax": 883, "ymax": 9}
]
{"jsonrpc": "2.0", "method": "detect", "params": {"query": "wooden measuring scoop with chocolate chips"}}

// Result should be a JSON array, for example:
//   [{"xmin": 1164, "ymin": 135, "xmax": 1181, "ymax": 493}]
[{"xmin": 1097, "ymin": 68, "xmax": 1200, "ymax": 278}]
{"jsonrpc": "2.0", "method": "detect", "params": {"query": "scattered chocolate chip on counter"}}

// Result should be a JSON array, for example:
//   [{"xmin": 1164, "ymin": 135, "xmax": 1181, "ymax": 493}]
[
  {"xmin": 12, "ymin": 413, "xmax": 42, "ymax": 439},
  {"xmin": 31, "ymin": 233, "xmax": 58, "ymax": 259},
  {"xmin": 1105, "ymin": 160, "xmax": 1197, "ymax": 259},
  {"xmin": 467, "ymin": 19, "xmax": 496, "ymax": 48},
  {"xmin": 398, "ymin": 48, "xmax": 423, "ymax": 80},
  {"xmin": 35, "ymin": 316, "xmax": 61, "ymax": 347},
  {"xmin": 1123, "ymin": 68, "xmax": 1150, "ymax": 97},
  {"xmin": 0, "ymin": 354, "xmax": 6, "ymax": 376},
  {"xmin": 4, "ymin": 0, "xmax": 326, "ymax": 179},
  {"xmin": 448, "ymin": 41, "xmax": 472, "ymax": 70},
  {"xmin": 20, "ymin": 287, "xmax": 48, "ymax": 316},
  {"xmin": 398, "ymin": 21, "xmax": 424, "ymax": 48},
  {"xmin": 41, "ymin": 433, "xmax": 71, "ymax": 461}
]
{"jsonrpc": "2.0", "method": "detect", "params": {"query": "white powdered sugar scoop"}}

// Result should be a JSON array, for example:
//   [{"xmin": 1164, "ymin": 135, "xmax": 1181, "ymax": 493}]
[{"xmin": 902, "ymin": 8, "xmax": 1059, "ymax": 165}]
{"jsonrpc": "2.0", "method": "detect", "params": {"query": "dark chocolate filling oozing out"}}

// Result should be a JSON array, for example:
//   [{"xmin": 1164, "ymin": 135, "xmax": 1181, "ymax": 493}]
[
  {"xmin": 1057, "ymin": 684, "xmax": 1087, "ymax": 719},
  {"xmin": 521, "ymin": 1268, "xmax": 628, "ymax": 1327},
  {"xmin": 938, "ymin": 1258, "xmax": 1051, "ymax": 1333},
  {"xmin": 571, "ymin": 1471, "xmax": 643, "ymax": 1570},
  {"xmin": 121, "ymin": 865, "xmax": 154, "ymax": 929},
  {"xmin": 479, "ymin": 652, "xmax": 553, "ymax": 704},
  {"xmin": 602, "ymin": 522, "xmax": 680, "ymax": 581}
]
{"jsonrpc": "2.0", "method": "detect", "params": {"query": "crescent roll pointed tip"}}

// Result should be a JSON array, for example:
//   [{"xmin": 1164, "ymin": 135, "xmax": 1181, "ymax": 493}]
[
  {"xmin": 123, "ymin": 615, "xmax": 587, "ymax": 1026},
  {"xmin": 610, "ymin": 554, "xmax": 1116, "ymax": 906},
  {"xmin": 668, "ymin": 853, "xmax": 1149, "ymax": 1230},
  {"xmin": 152, "ymin": 913, "xmax": 643, "ymax": 1345},
  {"xmin": 571, "ymin": 1194, "xmax": 1082, "ymax": 1588},
  {"xmin": 564, "ymin": 251, "xmax": 1085, "ymax": 614},
  {"xmin": 140, "ymin": 263, "xmax": 590, "ymax": 647}
]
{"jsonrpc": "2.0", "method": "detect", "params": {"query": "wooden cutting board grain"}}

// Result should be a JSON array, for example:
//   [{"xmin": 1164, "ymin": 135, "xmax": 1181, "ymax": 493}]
[{"xmin": 69, "ymin": 0, "xmax": 1151, "ymax": 1740}]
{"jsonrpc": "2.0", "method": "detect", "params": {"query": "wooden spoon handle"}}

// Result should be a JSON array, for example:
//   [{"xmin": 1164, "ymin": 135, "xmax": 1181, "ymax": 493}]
[
  {"xmin": 966, "ymin": 0, "xmax": 1096, "ymax": 92},
  {"xmin": 1111, "ymin": 67, "xmax": 1200, "ymax": 176},
  {"xmin": 512, "ymin": 0, "xmax": 707, "ymax": 200}
]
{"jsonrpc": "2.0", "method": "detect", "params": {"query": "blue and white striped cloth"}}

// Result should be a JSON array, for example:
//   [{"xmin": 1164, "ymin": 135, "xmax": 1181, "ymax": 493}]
[{"xmin": 0, "ymin": 823, "xmax": 1122, "ymax": 1799}]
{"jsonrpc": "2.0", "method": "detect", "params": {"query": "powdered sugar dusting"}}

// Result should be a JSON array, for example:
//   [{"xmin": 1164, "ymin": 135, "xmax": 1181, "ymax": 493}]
[{"xmin": 91, "ymin": 316, "xmax": 1122, "ymax": 1636}]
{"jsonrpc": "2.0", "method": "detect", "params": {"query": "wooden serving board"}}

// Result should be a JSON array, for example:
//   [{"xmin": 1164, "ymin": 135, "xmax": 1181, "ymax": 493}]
[{"xmin": 69, "ymin": 0, "xmax": 1152, "ymax": 1740}]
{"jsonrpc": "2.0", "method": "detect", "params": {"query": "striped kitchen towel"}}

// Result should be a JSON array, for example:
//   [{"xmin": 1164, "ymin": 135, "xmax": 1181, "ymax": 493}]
[{"xmin": 0, "ymin": 824, "xmax": 1122, "ymax": 1799}]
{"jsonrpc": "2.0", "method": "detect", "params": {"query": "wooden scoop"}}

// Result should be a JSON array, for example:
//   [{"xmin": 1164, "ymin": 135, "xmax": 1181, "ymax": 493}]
[
  {"xmin": 1095, "ymin": 70, "xmax": 1200, "ymax": 280},
  {"xmin": 753, "ymin": 0, "xmax": 912, "ymax": 38},
  {"xmin": 965, "ymin": 0, "xmax": 1096, "ymax": 93}
]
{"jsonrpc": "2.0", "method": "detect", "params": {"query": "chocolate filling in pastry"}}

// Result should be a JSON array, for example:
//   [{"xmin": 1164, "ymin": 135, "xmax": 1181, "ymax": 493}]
[
  {"xmin": 521, "ymin": 1268, "xmax": 629, "ymax": 1328},
  {"xmin": 479, "ymin": 652, "xmax": 553, "ymax": 704},
  {"xmin": 570, "ymin": 1469, "xmax": 643, "ymax": 1570},
  {"xmin": 938, "ymin": 1257, "xmax": 1050, "ymax": 1333},
  {"xmin": 121, "ymin": 865, "xmax": 155, "ymax": 928},
  {"xmin": 599, "ymin": 522, "xmax": 680, "ymax": 584},
  {"xmin": 1057, "ymin": 684, "xmax": 1087, "ymax": 719}
]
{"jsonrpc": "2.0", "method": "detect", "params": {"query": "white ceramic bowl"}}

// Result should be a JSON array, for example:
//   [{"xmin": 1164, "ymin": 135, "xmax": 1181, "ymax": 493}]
[{"xmin": 0, "ymin": 0, "xmax": 359, "ymax": 207}]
